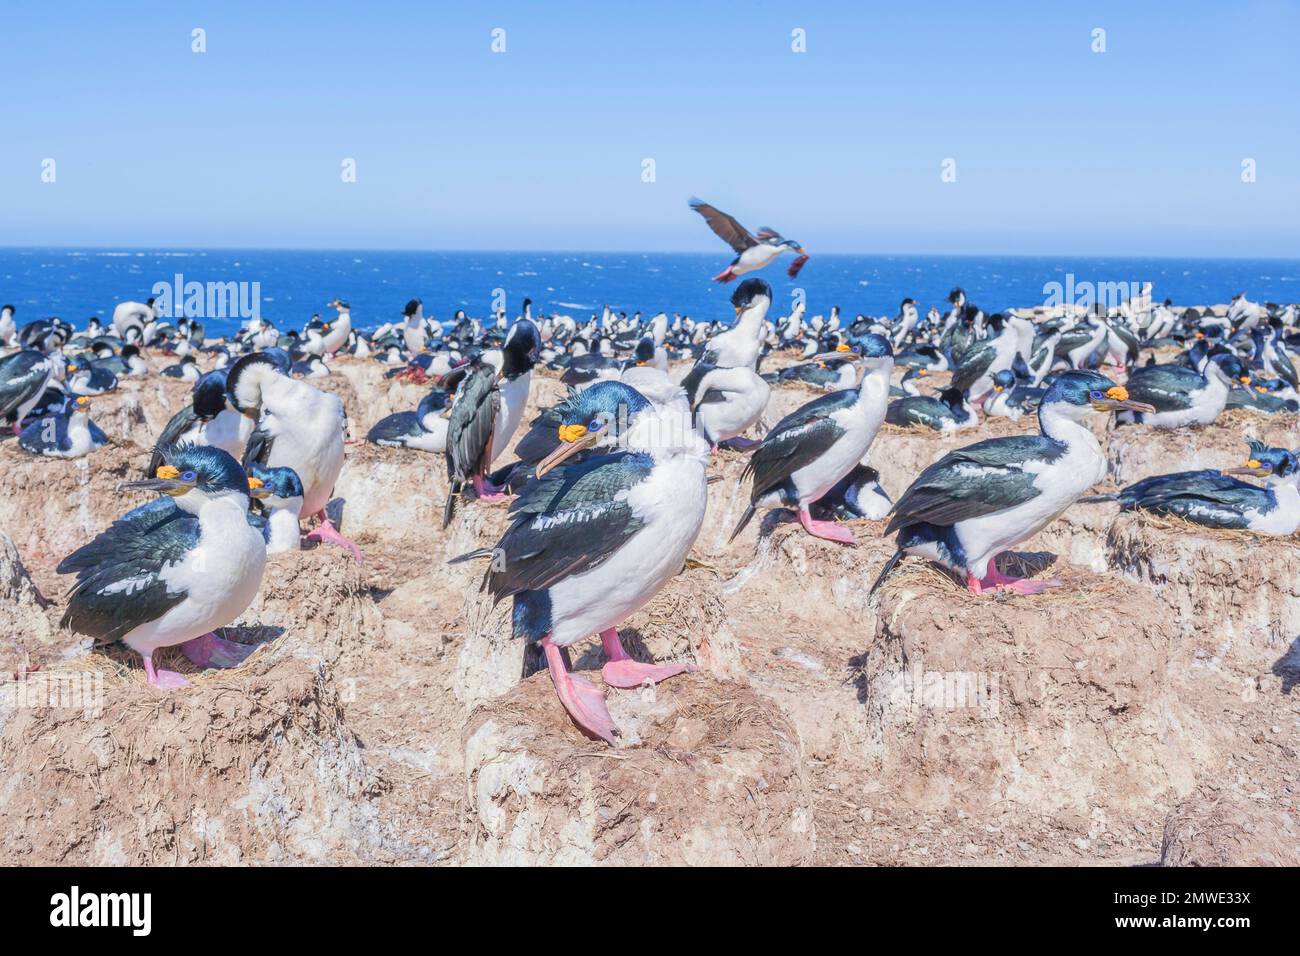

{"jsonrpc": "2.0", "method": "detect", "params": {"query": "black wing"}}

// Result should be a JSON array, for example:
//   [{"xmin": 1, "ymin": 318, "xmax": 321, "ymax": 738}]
[
  {"xmin": 0, "ymin": 350, "xmax": 52, "ymax": 420},
  {"xmin": 689, "ymin": 199, "xmax": 758, "ymax": 254},
  {"xmin": 242, "ymin": 416, "xmax": 275, "ymax": 468},
  {"xmin": 147, "ymin": 404, "xmax": 200, "ymax": 476},
  {"xmin": 744, "ymin": 390, "xmax": 854, "ymax": 501},
  {"xmin": 950, "ymin": 342, "xmax": 996, "ymax": 393},
  {"xmin": 1124, "ymin": 365, "xmax": 1202, "ymax": 411},
  {"xmin": 885, "ymin": 436, "xmax": 1067, "ymax": 534},
  {"xmin": 445, "ymin": 362, "xmax": 501, "ymax": 481},
  {"xmin": 513, "ymin": 404, "xmax": 565, "ymax": 464},
  {"xmin": 58, "ymin": 498, "xmax": 198, "ymax": 645},
  {"xmin": 481, "ymin": 451, "xmax": 655, "ymax": 600},
  {"xmin": 886, "ymin": 396, "xmax": 949, "ymax": 430},
  {"xmin": 366, "ymin": 411, "xmax": 421, "ymax": 444},
  {"xmin": 1119, "ymin": 470, "xmax": 1267, "ymax": 512}
]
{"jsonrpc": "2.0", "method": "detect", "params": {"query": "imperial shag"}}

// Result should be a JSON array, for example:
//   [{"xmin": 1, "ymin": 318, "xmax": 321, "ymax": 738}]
[
  {"xmin": 871, "ymin": 371, "xmax": 1153, "ymax": 596},
  {"xmin": 688, "ymin": 198, "xmax": 808, "ymax": 283},
  {"xmin": 0, "ymin": 349, "xmax": 55, "ymax": 434},
  {"xmin": 451, "ymin": 381, "xmax": 709, "ymax": 744},
  {"xmin": 1117, "ymin": 350, "xmax": 1247, "ymax": 428},
  {"xmin": 366, "ymin": 387, "xmax": 451, "ymax": 452},
  {"xmin": 730, "ymin": 334, "xmax": 893, "ymax": 545},
  {"xmin": 148, "ymin": 369, "xmax": 251, "ymax": 476},
  {"xmin": 247, "ymin": 462, "xmax": 307, "ymax": 552},
  {"xmin": 442, "ymin": 319, "xmax": 543, "ymax": 523},
  {"xmin": 680, "ymin": 278, "xmax": 772, "ymax": 449},
  {"xmin": 58, "ymin": 445, "xmax": 268, "ymax": 687},
  {"xmin": 18, "ymin": 395, "xmax": 108, "ymax": 458},
  {"xmin": 227, "ymin": 351, "xmax": 357, "ymax": 560},
  {"xmin": 1083, "ymin": 440, "xmax": 1300, "ymax": 534}
]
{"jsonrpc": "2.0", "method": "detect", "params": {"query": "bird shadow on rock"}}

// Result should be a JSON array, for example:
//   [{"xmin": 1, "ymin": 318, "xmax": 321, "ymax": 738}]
[
  {"xmin": 996, "ymin": 550, "xmax": 1058, "ymax": 578},
  {"xmin": 1272, "ymin": 636, "xmax": 1300, "ymax": 694},
  {"xmin": 325, "ymin": 496, "xmax": 348, "ymax": 527}
]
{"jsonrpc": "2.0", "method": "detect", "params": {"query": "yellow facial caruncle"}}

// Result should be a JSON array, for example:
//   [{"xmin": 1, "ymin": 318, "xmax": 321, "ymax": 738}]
[
  {"xmin": 558, "ymin": 424, "xmax": 588, "ymax": 443},
  {"xmin": 1247, "ymin": 459, "xmax": 1262, "ymax": 470},
  {"xmin": 156, "ymin": 465, "xmax": 181, "ymax": 480},
  {"xmin": 1105, "ymin": 386, "xmax": 1129, "ymax": 401},
  {"xmin": 248, "ymin": 476, "xmax": 265, "ymax": 489}
]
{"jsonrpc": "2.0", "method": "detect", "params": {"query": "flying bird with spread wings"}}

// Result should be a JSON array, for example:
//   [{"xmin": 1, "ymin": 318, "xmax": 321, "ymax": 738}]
[{"xmin": 689, "ymin": 198, "xmax": 809, "ymax": 283}]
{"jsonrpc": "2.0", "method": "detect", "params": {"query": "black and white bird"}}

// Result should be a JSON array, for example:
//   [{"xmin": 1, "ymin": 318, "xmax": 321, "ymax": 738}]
[
  {"xmin": 227, "ymin": 351, "xmax": 357, "ymax": 559},
  {"xmin": 442, "ymin": 319, "xmax": 541, "ymax": 523},
  {"xmin": 366, "ymin": 388, "xmax": 451, "ymax": 452},
  {"xmin": 1117, "ymin": 350, "xmax": 1248, "ymax": 428},
  {"xmin": 57, "ymin": 445, "xmax": 268, "ymax": 688},
  {"xmin": 18, "ymin": 395, "xmax": 108, "ymax": 458},
  {"xmin": 247, "ymin": 462, "xmax": 307, "ymax": 553},
  {"xmin": 451, "ymin": 381, "xmax": 709, "ymax": 744},
  {"xmin": 148, "ymin": 369, "xmax": 251, "ymax": 476},
  {"xmin": 680, "ymin": 278, "xmax": 773, "ymax": 449},
  {"xmin": 0, "ymin": 349, "xmax": 55, "ymax": 434},
  {"xmin": 871, "ymin": 371, "xmax": 1153, "ymax": 596},
  {"xmin": 982, "ymin": 369, "xmax": 1046, "ymax": 420},
  {"xmin": 730, "ymin": 334, "xmax": 894, "ymax": 545},
  {"xmin": 689, "ymin": 198, "xmax": 808, "ymax": 283},
  {"xmin": 1081, "ymin": 440, "xmax": 1300, "ymax": 535},
  {"xmin": 885, "ymin": 386, "xmax": 978, "ymax": 432}
]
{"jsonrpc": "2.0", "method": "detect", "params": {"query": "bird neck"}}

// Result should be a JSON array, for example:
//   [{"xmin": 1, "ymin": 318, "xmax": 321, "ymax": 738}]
[
  {"xmin": 1037, "ymin": 403, "xmax": 1099, "ymax": 456},
  {"xmin": 626, "ymin": 405, "xmax": 709, "ymax": 463}
]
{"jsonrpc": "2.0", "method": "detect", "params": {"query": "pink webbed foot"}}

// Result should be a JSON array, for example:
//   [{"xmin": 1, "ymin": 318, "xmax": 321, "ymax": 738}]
[
  {"xmin": 543, "ymin": 637, "xmax": 618, "ymax": 744},
  {"xmin": 142, "ymin": 655, "xmax": 188, "ymax": 689},
  {"xmin": 305, "ymin": 513, "xmax": 364, "ymax": 562},
  {"xmin": 798, "ymin": 508, "xmax": 855, "ymax": 544},
  {"xmin": 712, "ymin": 268, "xmax": 736, "ymax": 283},
  {"xmin": 968, "ymin": 557, "xmax": 1060, "ymax": 596},
  {"xmin": 471, "ymin": 474, "xmax": 511, "ymax": 502},
  {"xmin": 598, "ymin": 627, "xmax": 696, "ymax": 689},
  {"xmin": 181, "ymin": 631, "xmax": 259, "ymax": 669}
]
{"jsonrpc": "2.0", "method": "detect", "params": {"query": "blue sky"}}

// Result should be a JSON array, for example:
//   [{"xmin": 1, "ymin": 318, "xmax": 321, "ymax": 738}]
[{"xmin": 2, "ymin": 1, "xmax": 1296, "ymax": 256}]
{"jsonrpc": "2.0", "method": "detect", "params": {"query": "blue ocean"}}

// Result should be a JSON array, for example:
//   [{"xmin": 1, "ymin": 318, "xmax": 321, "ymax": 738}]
[{"xmin": 2, "ymin": 248, "xmax": 1297, "ymax": 338}]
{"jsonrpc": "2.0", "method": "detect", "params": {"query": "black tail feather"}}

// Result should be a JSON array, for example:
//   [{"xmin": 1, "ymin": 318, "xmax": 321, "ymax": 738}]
[
  {"xmin": 442, "ymin": 483, "xmax": 459, "ymax": 529},
  {"xmin": 728, "ymin": 502, "xmax": 758, "ymax": 543},
  {"xmin": 1077, "ymin": 493, "xmax": 1118, "ymax": 504},
  {"xmin": 868, "ymin": 549, "xmax": 905, "ymax": 599},
  {"xmin": 447, "ymin": 546, "xmax": 494, "ymax": 565}
]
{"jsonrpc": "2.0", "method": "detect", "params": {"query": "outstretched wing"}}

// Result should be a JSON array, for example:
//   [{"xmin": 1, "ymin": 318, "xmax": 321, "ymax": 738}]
[
  {"xmin": 58, "ymin": 498, "xmax": 198, "ymax": 645},
  {"xmin": 744, "ymin": 390, "xmax": 855, "ymax": 500},
  {"xmin": 885, "ymin": 436, "xmax": 1067, "ymax": 534},
  {"xmin": 482, "ymin": 451, "xmax": 655, "ymax": 600},
  {"xmin": 689, "ymin": 198, "xmax": 758, "ymax": 253}
]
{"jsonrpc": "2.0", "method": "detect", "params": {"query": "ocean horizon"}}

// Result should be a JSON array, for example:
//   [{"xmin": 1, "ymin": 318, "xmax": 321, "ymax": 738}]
[{"xmin": 3, "ymin": 246, "xmax": 1297, "ymax": 338}]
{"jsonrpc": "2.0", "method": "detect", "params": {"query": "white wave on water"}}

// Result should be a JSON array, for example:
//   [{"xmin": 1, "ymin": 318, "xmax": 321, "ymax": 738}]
[{"xmin": 554, "ymin": 301, "xmax": 592, "ymax": 310}]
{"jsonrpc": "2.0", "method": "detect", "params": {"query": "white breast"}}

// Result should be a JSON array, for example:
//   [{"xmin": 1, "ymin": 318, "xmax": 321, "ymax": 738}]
[
  {"xmin": 122, "ymin": 499, "xmax": 267, "ymax": 656},
  {"xmin": 547, "ymin": 453, "xmax": 708, "ymax": 648}
]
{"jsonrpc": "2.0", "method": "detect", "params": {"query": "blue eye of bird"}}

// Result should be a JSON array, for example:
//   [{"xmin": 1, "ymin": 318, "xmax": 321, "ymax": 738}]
[
  {"xmin": 181, "ymin": 470, "xmax": 197, "ymax": 482},
  {"xmin": 588, "ymin": 419, "xmax": 602, "ymax": 431},
  {"xmin": 1088, "ymin": 390, "xmax": 1103, "ymax": 400}
]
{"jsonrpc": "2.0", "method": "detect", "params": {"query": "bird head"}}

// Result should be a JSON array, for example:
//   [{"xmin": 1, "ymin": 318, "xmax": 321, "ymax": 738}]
[
  {"xmin": 535, "ymin": 381, "xmax": 652, "ymax": 477},
  {"xmin": 247, "ymin": 463, "xmax": 305, "ymax": 504},
  {"xmin": 1224, "ymin": 441, "xmax": 1300, "ymax": 481},
  {"xmin": 992, "ymin": 369, "xmax": 1016, "ymax": 393},
  {"xmin": 119, "ymin": 444, "xmax": 252, "ymax": 513},
  {"xmin": 1044, "ymin": 370, "xmax": 1155, "ymax": 418},
  {"xmin": 731, "ymin": 278, "xmax": 773, "ymax": 318}
]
